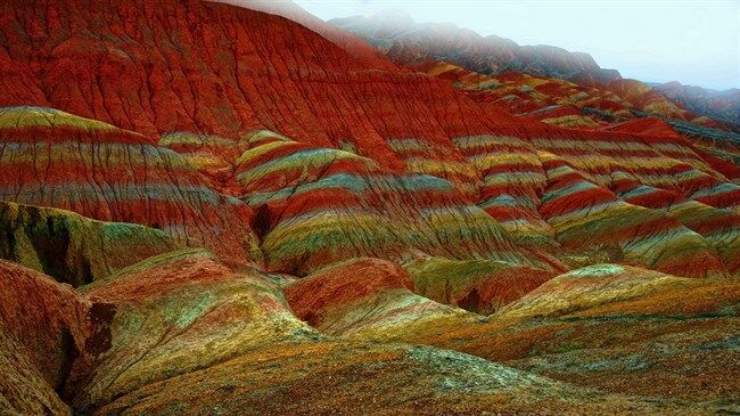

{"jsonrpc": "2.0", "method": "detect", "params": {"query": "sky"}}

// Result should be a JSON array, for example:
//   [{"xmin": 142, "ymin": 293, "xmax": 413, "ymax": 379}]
[{"xmin": 293, "ymin": 0, "xmax": 740, "ymax": 90}]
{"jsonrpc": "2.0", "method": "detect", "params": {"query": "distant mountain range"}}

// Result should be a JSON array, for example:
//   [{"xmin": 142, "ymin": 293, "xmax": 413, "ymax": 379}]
[
  {"xmin": 330, "ymin": 12, "xmax": 622, "ymax": 84},
  {"xmin": 651, "ymin": 81, "xmax": 740, "ymax": 128},
  {"xmin": 331, "ymin": 12, "xmax": 739, "ymax": 128}
]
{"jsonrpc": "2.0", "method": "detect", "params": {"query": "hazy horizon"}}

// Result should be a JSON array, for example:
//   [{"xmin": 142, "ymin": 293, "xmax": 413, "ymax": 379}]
[{"xmin": 293, "ymin": 0, "xmax": 740, "ymax": 90}]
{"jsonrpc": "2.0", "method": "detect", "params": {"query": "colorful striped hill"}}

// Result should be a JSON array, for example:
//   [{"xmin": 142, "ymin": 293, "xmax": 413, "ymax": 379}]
[
  {"xmin": 234, "ymin": 130, "xmax": 562, "ymax": 275},
  {"xmin": 0, "ymin": 106, "xmax": 262, "ymax": 267},
  {"xmin": 0, "ymin": 1, "xmax": 737, "ymax": 414}
]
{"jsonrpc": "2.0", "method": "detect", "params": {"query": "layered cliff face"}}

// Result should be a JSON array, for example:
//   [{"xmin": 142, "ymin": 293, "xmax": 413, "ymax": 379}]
[
  {"xmin": 212, "ymin": 0, "xmax": 398, "ymax": 72},
  {"xmin": 0, "ymin": 0, "xmax": 738, "ymax": 414}
]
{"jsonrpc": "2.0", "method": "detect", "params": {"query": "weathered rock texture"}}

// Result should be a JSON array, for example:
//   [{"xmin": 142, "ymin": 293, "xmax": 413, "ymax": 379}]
[
  {"xmin": 336, "ymin": 263, "xmax": 740, "ymax": 410},
  {"xmin": 0, "ymin": 0, "xmax": 738, "ymax": 414}
]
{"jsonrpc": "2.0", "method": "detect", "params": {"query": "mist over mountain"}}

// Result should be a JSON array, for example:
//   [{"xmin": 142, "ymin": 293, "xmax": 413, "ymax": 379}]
[
  {"xmin": 651, "ymin": 81, "xmax": 740, "ymax": 128},
  {"xmin": 329, "ymin": 10, "xmax": 740, "ymax": 132},
  {"xmin": 330, "ymin": 12, "xmax": 622, "ymax": 84}
]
